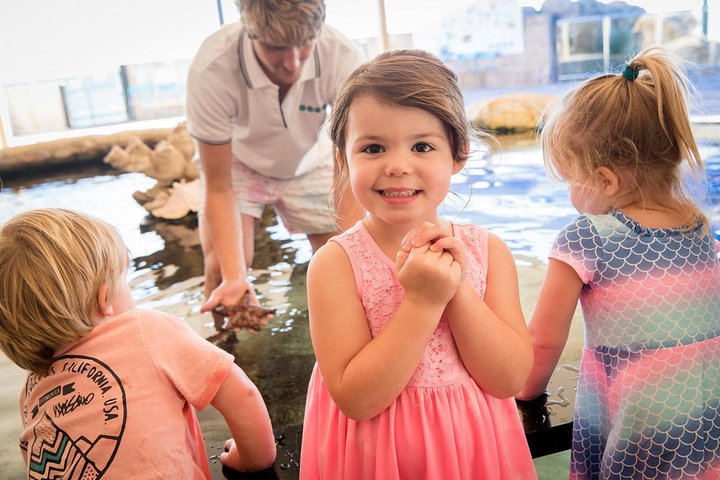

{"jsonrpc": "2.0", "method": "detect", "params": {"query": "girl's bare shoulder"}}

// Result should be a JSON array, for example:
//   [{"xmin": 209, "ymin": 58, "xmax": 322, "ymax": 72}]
[{"xmin": 308, "ymin": 240, "xmax": 353, "ymax": 280}]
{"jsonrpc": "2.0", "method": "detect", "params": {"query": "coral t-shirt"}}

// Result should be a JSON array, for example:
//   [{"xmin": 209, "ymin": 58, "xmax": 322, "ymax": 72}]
[{"xmin": 18, "ymin": 309, "xmax": 234, "ymax": 479}]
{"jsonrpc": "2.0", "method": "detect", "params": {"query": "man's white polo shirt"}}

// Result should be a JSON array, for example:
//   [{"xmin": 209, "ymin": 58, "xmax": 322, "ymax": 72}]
[{"xmin": 186, "ymin": 22, "xmax": 362, "ymax": 179}]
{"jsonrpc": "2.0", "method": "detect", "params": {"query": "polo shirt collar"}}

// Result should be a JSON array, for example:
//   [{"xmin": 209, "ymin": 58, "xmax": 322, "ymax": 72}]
[{"xmin": 237, "ymin": 30, "xmax": 321, "ymax": 89}]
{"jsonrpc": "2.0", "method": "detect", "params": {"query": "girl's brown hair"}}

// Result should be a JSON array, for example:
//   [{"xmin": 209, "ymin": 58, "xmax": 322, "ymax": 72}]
[{"xmin": 540, "ymin": 46, "xmax": 705, "ymax": 227}]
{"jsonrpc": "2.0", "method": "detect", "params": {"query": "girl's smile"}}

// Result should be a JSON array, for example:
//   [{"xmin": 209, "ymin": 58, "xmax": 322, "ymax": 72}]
[
  {"xmin": 377, "ymin": 188, "xmax": 420, "ymax": 203},
  {"xmin": 342, "ymin": 95, "xmax": 463, "ymax": 229},
  {"xmin": 379, "ymin": 188, "xmax": 418, "ymax": 197}
]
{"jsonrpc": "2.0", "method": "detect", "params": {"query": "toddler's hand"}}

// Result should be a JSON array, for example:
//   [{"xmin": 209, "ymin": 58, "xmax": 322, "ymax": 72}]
[
  {"xmin": 219, "ymin": 438, "xmax": 242, "ymax": 471},
  {"xmin": 396, "ymin": 242, "xmax": 462, "ymax": 306},
  {"xmin": 220, "ymin": 437, "xmax": 271, "ymax": 473},
  {"xmin": 401, "ymin": 222, "xmax": 467, "ymax": 280}
]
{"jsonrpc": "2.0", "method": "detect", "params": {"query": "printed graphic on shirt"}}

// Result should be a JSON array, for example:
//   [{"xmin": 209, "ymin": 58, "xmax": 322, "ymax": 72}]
[{"xmin": 22, "ymin": 355, "xmax": 127, "ymax": 479}]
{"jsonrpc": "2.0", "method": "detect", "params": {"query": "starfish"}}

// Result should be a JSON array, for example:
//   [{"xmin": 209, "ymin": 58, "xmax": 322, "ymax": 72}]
[{"xmin": 211, "ymin": 291, "xmax": 276, "ymax": 333}]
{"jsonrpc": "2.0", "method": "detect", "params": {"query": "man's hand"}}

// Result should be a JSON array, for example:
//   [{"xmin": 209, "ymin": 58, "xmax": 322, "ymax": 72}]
[{"xmin": 201, "ymin": 278, "xmax": 257, "ymax": 314}]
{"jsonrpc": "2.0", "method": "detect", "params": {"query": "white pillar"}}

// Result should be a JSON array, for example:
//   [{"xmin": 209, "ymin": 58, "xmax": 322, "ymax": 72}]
[
  {"xmin": 0, "ymin": 87, "xmax": 9, "ymax": 149},
  {"xmin": 378, "ymin": 0, "xmax": 390, "ymax": 52}
]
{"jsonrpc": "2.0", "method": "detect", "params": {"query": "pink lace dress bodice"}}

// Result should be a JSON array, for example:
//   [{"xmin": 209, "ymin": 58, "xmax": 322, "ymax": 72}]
[{"xmin": 340, "ymin": 222, "xmax": 487, "ymax": 387}]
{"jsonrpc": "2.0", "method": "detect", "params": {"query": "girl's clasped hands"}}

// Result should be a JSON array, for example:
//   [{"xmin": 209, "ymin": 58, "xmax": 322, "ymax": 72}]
[{"xmin": 397, "ymin": 222, "xmax": 465, "ymax": 307}]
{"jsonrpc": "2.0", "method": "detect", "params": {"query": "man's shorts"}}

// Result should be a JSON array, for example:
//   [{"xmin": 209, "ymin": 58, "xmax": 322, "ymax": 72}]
[{"xmin": 199, "ymin": 160, "xmax": 337, "ymax": 235}]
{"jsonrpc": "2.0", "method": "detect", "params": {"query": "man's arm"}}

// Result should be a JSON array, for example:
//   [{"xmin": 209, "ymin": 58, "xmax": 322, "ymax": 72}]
[{"xmin": 198, "ymin": 142, "xmax": 252, "ymax": 312}]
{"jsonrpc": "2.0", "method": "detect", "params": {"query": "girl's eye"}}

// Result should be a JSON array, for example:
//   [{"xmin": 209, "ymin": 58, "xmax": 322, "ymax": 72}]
[
  {"xmin": 412, "ymin": 142, "xmax": 434, "ymax": 153},
  {"xmin": 362, "ymin": 144, "xmax": 384, "ymax": 154}
]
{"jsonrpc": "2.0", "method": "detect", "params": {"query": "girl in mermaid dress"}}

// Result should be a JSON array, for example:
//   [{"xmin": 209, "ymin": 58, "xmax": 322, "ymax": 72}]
[
  {"xmin": 516, "ymin": 47, "xmax": 720, "ymax": 479},
  {"xmin": 299, "ymin": 49, "xmax": 537, "ymax": 479}
]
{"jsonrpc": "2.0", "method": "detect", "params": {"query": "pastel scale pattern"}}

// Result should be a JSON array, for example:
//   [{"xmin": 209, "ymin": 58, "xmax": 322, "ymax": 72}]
[{"xmin": 550, "ymin": 210, "xmax": 720, "ymax": 480}]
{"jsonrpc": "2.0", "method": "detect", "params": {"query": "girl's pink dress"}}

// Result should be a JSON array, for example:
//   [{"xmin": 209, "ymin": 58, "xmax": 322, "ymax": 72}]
[{"xmin": 300, "ymin": 221, "xmax": 536, "ymax": 479}]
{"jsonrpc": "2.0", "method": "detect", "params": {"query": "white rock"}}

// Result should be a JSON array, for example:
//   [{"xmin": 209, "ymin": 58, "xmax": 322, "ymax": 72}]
[
  {"xmin": 149, "ymin": 179, "xmax": 200, "ymax": 219},
  {"xmin": 105, "ymin": 122, "xmax": 200, "ymax": 218},
  {"xmin": 151, "ymin": 140, "xmax": 188, "ymax": 185},
  {"xmin": 103, "ymin": 145, "xmax": 130, "ymax": 169}
]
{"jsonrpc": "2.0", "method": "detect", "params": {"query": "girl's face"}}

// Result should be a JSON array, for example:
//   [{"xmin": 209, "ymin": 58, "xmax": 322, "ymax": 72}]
[
  {"xmin": 552, "ymin": 150, "xmax": 612, "ymax": 215},
  {"xmin": 569, "ymin": 181, "xmax": 611, "ymax": 215},
  {"xmin": 341, "ymin": 95, "xmax": 463, "ymax": 228}
]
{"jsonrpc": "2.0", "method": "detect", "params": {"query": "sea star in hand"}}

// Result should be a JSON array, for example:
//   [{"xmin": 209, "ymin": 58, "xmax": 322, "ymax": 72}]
[{"xmin": 211, "ymin": 291, "xmax": 276, "ymax": 332}]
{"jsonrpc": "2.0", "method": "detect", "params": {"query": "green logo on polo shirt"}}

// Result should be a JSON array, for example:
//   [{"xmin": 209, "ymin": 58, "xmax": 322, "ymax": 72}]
[{"xmin": 299, "ymin": 104, "xmax": 327, "ymax": 113}]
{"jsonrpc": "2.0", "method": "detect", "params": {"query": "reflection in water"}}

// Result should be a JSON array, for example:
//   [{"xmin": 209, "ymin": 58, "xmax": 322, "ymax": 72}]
[
  {"xmin": 545, "ymin": 387, "xmax": 570, "ymax": 407},
  {"xmin": 0, "ymin": 134, "xmax": 719, "ymax": 479},
  {"xmin": 135, "ymin": 216, "xmax": 203, "ymax": 289}
]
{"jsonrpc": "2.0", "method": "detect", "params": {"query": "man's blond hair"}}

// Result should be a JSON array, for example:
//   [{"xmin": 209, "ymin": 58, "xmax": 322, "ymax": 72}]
[
  {"xmin": 0, "ymin": 209, "xmax": 128, "ymax": 375},
  {"xmin": 236, "ymin": 0, "xmax": 325, "ymax": 46}
]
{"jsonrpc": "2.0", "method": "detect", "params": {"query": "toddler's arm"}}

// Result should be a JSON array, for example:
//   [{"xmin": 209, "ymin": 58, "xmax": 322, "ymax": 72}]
[
  {"xmin": 211, "ymin": 363, "xmax": 276, "ymax": 472},
  {"xmin": 516, "ymin": 258, "xmax": 582, "ymax": 400}
]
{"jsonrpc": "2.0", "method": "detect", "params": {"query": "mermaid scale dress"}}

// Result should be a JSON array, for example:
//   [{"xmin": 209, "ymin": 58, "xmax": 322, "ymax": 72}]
[{"xmin": 551, "ymin": 211, "xmax": 720, "ymax": 479}]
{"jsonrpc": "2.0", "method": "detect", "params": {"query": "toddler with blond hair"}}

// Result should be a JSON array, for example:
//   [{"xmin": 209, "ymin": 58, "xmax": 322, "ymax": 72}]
[{"xmin": 0, "ymin": 208, "xmax": 276, "ymax": 479}]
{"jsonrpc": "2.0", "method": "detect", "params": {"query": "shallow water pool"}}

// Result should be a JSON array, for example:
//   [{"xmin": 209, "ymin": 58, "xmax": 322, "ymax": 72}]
[{"xmin": 1, "ymin": 132, "xmax": 719, "ymax": 478}]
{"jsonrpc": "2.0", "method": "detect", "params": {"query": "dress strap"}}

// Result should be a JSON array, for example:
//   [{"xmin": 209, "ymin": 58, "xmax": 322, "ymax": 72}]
[{"xmin": 329, "ymin": 222, "xmax": 365, "ymax": 297}]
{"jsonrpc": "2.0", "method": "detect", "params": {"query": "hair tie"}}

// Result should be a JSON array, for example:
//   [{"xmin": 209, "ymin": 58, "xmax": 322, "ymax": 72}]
[{"xmin": 622, "ymin": 64, "xmax": 638, "ymax": 81}]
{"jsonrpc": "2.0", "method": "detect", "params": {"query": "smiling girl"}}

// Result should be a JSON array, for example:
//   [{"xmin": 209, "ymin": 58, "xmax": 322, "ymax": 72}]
[{"xmin": 299, "ymin": 50, "xmax": 537, "ymax": 480}]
